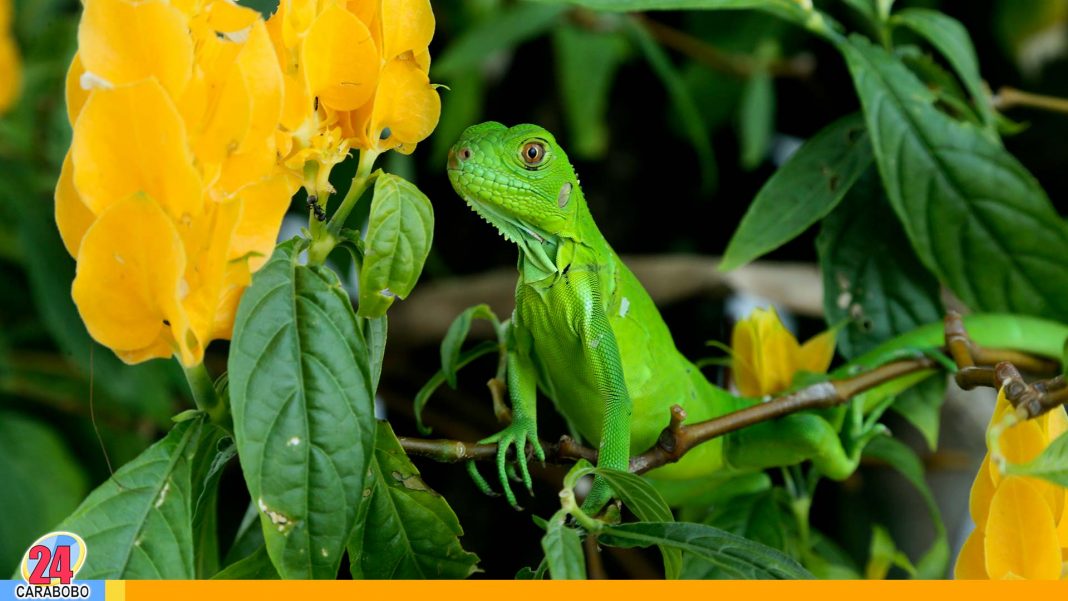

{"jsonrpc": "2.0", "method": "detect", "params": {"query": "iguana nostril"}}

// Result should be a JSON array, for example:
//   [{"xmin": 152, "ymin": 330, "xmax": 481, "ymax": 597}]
[{"xmin": 459, "ymin": 147, "xmax": 472, "ymax": 161}]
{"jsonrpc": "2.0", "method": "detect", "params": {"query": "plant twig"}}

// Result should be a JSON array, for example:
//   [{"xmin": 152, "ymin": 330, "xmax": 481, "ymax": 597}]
[
  {"xmin": 584, "ymin": 534, "xmax": 607, "ymax": 579},
  {"xmin": 633, "ymin": 14, "xmax": 816, "ymax": 80},
  {"xmin": 993, "ymin": 87, "xmax": 1068, "ymax": 115},
  {"xmin": 400, "ymin": 312, "xmax": 1067, "ymax": 475},
  {"xmin": 629, "ymin": 356, "xmax": 935, "ymax": 474}
]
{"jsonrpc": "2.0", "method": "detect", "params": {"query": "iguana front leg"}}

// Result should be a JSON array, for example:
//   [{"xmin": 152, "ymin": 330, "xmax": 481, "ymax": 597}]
[
  {"xmin": 579, "ymin": 299, "xmax": 632, "ymax": 514},
  {"xmin": 469, "ymin": 321, "xmax": 545, "ymax": 509}
]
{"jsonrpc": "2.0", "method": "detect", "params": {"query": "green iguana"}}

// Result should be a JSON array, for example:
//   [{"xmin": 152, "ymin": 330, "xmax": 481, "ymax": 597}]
[{"xmin": 444, "ymin": 121, "xmax": 1068, "ymax": 511}]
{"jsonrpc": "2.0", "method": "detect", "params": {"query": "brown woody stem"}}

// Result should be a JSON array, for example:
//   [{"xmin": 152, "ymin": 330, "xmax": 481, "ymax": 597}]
[{"xmin": 400, "ymin": 311, "xmax": 1067, "ymax": 474}]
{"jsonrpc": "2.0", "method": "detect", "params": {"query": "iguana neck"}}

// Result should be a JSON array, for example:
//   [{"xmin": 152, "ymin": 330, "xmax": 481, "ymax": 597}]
[{"xmin": 517, "ymin": 186, "xmax": 608, "ymax": 285}]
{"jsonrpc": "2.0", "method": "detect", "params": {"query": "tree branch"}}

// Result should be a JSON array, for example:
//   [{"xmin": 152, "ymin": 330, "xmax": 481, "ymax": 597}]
[
  {"xmin": 400, "ymin": 312, "xmax": 1066, "ymax": 476},
  {"xmin": 993, "ymin": 86, "xmax": 1068, "ymax": 115}
]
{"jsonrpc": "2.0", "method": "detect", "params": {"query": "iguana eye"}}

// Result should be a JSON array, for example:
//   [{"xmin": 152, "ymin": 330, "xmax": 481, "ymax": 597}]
[{"xmin": 521, "ymin": 142, "xmax": 545, "ymax": 166}]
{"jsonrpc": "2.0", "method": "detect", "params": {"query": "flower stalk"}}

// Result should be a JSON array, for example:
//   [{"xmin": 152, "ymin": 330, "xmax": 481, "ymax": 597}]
[
  {"xmin": 307, "ymin": 149, "xmax": 381, "ymax": 266},
  {"xmin": 182, "ymin": 362, "xmax": 226, "ymax": 426}
]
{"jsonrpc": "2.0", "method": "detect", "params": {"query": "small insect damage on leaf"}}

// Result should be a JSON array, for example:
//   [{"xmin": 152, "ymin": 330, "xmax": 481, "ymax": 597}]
[
  {"xmin": 820, "ymin": 164, "xmax": 840, "ymax": 192},
  {"xmin": 258, "ymin": 497, "xmax": 297, "ymax": 534},
  {"xmin": 391, "ymin": 470, "xmax": 436, "ymax": 494},
  {"xmin": 155, "ymin": 479, "xmax": 171, "ymax": 509}
]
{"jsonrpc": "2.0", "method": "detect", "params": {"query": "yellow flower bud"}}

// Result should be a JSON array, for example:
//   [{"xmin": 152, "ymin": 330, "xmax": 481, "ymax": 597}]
[{"xmin": 729, "ymin": 306, "xmax": 836, "ymax": 397}]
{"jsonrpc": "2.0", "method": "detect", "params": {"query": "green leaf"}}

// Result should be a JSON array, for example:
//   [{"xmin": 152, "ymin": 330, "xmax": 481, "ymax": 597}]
[
  {"xmin": 0, "ymin": 412, "xmax": 87, "ymax": 573},
  {"xmin": 693, "ymin": 489, "xmax": 792, "ymax": 556},
  {"xmin": 626, "ymin": 18, "xmax": 717, "ymax": 190},
  {"xmin": 600, "ymin": 521, "xmax": 813, "ymax": 579},
  {"xmin": 440, "ymin": 304, "xmax": 498, "ymax": 389},
  {"xmin": 889, "ymin": 374, "xmax": 945, "ymax": 451},
  {"xmin": 839, "ymin": 0, "xmax": 878, "ymax": 23},
  {"xmin": 553, "ymin": 24, "xmax": 628, "ymax": 159},
  {"xmin": 212, "ymin": 545, "xmax": 279, "ymax": 580},
  {"xmin": 862, "ymin": 437, "xmax": 948, "ymax": 578},
  {"xmin": 738, "ymin": 48, "xmax": 775, "ymax": 169},
  {"xmin": 541, "ymin": 514, "xmax": 586, "ymax": 580},
  {"xmin": 348, "ymin": 422, "xmax": 479, "ymax": 579},
  {"xmin": 414, "ymin": 340, "xmax": 499, "ymax": 435},
  {"xmin": 229, "ymin": 238, "xmax": 376, "ymax": 579},
  {"xmin": 358, "ymin": 174, "xmax": 434, "ymax": 318},
  {"xmin": 892, "ymin": 8, "xmax": 994, "ymax": 130},
  {"xmin": 864, "ymin": 524, "xmax": 916, "ymax": 579},
  {"xmin": 363, "ymin": 316, "xmax": 388, "ymax": 392},
  {"xmin": 723, "ymin": 113, "xmax": 872, "ymax": 270},
  {"xmin": 590, "ymin": 468, "xmax": 680, "ymax": 578},
  {"xmin": 817, "ymin": 169, "xmax": 943, "ymax": 359},
  {"xmin": 591, "ymin": 469, "xmax": 673, "ymax": 523},
  {"xmin": 189, "ymin": 428, "xmax": 234, "ymax": 578},
  {"xmin": 1004, "ymin": 429, "xmax": 1068, "ymax": 487},
  {"xmin": 432, "ymin": 3, "xmax": 568, "ymax": 79},
  {"xmin": 49, "ymin": 419, "xmax": 206, "ymax": 579},
  {"xmin": 839, "ymin": 35, "xmax": 1068, "ymax": 321}
]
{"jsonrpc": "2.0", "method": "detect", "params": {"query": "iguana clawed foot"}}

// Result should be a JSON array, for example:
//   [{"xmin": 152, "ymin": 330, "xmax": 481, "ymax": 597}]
[{"xmin": 467, "ymin": 417, "xmax": 546, "ymax": 509}]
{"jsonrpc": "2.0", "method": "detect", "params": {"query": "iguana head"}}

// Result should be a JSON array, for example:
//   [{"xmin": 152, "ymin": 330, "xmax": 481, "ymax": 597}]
[{"xmin": 447, "ymin": 122, "xmax": 582, "ymax": 245}]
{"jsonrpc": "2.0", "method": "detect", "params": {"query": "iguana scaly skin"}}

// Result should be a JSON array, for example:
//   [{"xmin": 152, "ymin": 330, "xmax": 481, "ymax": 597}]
[{"xmin": 445, "ymin": 121, "xmax": 1068, "ymax": 510}]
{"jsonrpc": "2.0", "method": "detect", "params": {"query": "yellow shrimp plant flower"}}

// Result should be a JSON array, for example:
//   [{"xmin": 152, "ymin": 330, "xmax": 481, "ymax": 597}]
[
  {"xmin": 59, "ymin": 0, "xmax": 299, "ymax": 367},
  {"xmin": 955, "ymin": 387, "xmax": 1068, "ymax": 580},
  {"xmin": 266, "ymin": 0, "xmax": 440, "ymax": 196},
  {"xmin": 730, "ymin": 306, "xmax": 836, "ymax": 397},
  {"xmin": 0, "ymin": 0, "xmax": 20, "ymax": 112}
]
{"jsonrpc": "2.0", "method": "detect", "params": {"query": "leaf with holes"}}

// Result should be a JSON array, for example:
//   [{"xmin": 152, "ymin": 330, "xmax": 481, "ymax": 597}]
[
  {"xmin": 348, "ymin": 422, "xmax": 479, "ymax": 579},
  {"xmin": 817, "ymin": 169, "xmax": 942, "ymax": 359},
  {"xmin": 229, "ymin": 238, "xmax": 376, "ymax": 579}
]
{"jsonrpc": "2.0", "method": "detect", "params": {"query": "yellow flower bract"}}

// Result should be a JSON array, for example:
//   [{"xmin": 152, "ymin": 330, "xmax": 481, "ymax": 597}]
[
  {"xmin": 62, "ymin": 0, "xmax": 300, "ymax": 367},
  {"xmin": 0, "ymin": 0, "xmax": 20, "ymax": 113},
  {"xmin": 59, "ymin": 0, "xmax": 440, "ymax": 366},
  {"xmin": 268, "ymin": 0, "xmax": 440, "ymax": 196},
  {"xmin": 730, "ymin": 306, "xmax": 836, "ymax": 397},
  {"xmin": 955, "ymin": 388, "xmax": 1068, "ymax": 580}
]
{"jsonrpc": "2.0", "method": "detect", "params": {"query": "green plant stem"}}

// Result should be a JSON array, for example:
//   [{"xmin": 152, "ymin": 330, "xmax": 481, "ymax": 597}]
[
  {"xmin": 307, "ymin": 149, "xmax": 381, "ymax": 266},
  {"xmin": 183, "ymin": 362, "xmax": 226, "ymax": 425}
]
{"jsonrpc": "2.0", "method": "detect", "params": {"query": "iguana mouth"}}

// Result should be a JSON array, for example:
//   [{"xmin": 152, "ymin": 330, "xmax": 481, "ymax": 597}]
[
  {"xmin": 461, "ymin": 194, "xmax": 548, "ymax": 245},
  {"xmin": 460, "ymin": 192, "xmax": 559, "ymax": 277}
]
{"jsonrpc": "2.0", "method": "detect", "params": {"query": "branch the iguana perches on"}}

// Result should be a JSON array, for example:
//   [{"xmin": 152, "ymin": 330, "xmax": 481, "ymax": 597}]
[{"xmin": 400, "ymin": 311, "xmax": 1065, "ymax": 472}]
